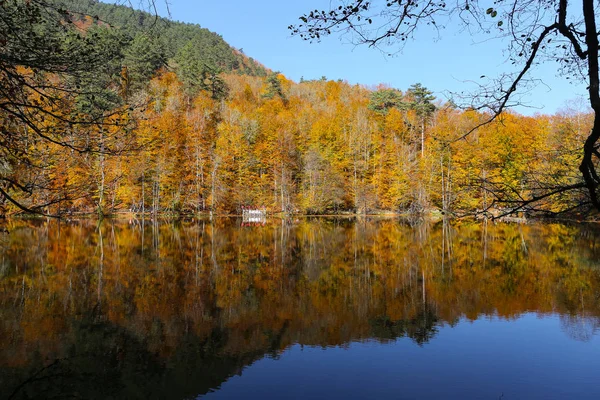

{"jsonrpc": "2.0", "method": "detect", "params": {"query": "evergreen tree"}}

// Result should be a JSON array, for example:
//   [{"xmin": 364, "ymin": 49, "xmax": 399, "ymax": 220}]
[
  {"xmin": 202, "ymin": 67, "xmax": 230, "ymax": 101},
  {"xmin": 175, "ymin": 41, "xmax": 204, "ymax": 98},
  {"xmin": 405, "ymin": 83, "xmax": 436, "ymax": 121},
  {"xmin": 368, "ymin": 88, "xmax": 403, "ymax": 114},
  {"xmin": 403, "ymin": 83, "xmax": 436, "ymax": 156},
  {"xmin": 123, "ymin": 33, "xmax": 165, "ymax": 92},
  {"xmin": 262, "ymin": 73, "xmax": 286, "ymax": 100}
]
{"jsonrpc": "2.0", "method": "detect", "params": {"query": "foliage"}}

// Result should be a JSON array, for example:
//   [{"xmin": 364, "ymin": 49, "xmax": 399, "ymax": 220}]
[
  {"xmin": 262, "ymin": 73, "xmax": 287, "ymax": 101},
  {"xmin": 367, "ymin": 88, "xmax": 403, "ymax": 114},
  {"xmin": 404, "ymin": 83, "xmax": 436, "ymax": 120},
  {"xmin": 0, "ymin": 0, "xmax": 594, "ymax": 217},
  {"xmin": 0, "ymin": 0, "xmax": 134, "ymax": 215},
  {"xmin": 290, "ymin": 0, "xmax": 600, "ymax": 212},
  {"xmin": 3, "ymin": 60, "xmax": 593, "ymax": 216},
  {"xmin": 52, "ymin": 0, "xmax": 269, "ymax": 78}
]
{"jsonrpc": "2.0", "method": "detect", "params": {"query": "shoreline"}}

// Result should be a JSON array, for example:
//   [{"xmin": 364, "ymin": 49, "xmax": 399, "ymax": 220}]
[{"xmin": 2, "ymin": 210, "xmax": 596, "ymax": 224}]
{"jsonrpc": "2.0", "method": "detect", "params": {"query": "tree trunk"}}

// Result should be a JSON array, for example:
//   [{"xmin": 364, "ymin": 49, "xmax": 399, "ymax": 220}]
[{"xmin": 580, "ymin": 0, "xmax": 600, "ymax": 209}]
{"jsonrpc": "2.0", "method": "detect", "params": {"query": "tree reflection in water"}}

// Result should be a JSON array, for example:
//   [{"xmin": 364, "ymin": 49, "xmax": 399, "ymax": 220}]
[{"xmin": 0, "ymin": 218, "xmax": 599, "ymax": 399}]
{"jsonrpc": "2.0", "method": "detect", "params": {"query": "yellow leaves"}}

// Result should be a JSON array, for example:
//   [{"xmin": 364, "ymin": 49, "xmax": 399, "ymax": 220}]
[
  {"xmin": 11, "ymin": 63, "xmax": 591, "ymax": 216},
  {"xmin": 324, "ymin": 80, "xmax": 342, "ymax": 102},
  {"xmin": 384, "ymin": 108, "xmax": 408, "ymax": 140}
]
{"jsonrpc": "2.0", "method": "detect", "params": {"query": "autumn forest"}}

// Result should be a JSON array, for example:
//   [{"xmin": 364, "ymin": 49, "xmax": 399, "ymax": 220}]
[
  {"xmin": 3, "ymin": 1, "xmax": 600, "ymax": 398},
  {"xmin": 0, "ymin": 0, "xmax": 594, "ymax": 218}
]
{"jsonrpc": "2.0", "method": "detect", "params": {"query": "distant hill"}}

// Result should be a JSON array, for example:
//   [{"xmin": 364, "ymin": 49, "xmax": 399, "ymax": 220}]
[{"xmin": 49, "ymin": 0, "xmax": 269, "ymax": 78}]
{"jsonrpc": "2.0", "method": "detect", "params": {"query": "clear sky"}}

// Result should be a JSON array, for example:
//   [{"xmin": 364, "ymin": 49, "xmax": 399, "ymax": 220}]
[{"xmin": 150, "ymin": 0, "xmax": 587, "ymax": 115}]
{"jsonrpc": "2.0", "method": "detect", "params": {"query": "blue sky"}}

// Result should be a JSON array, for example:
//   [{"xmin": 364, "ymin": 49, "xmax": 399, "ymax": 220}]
[{"xmin": 149, "ymin": 0, "xmax": 587, "ymax": 115}]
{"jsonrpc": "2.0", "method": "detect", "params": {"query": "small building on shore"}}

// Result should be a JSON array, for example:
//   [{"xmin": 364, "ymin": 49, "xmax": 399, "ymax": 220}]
[{"xmin": 241, "ymin": 206, "xmax": 267, "ymax": 224}]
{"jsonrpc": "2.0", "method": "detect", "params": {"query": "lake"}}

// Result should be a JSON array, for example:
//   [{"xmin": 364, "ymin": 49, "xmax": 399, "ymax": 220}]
[{"xmin": 1, "ymin": 218, "xmax": 599, "ymax": 399}]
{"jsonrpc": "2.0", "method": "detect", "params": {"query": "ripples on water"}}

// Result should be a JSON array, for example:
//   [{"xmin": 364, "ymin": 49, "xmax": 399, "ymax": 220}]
[{"xmin": 0, "ymin": 218, "xmax": 599, "ymax": 399}]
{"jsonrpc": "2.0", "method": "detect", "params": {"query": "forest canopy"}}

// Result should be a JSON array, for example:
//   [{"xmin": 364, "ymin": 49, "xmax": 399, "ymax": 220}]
[
  {"xmin": 290, "ymin": 0, "xmax": 600, "ymax": 212},
  {"xmin": 0, "ymin": 0, "xmax": 595, "ymax": 218}
]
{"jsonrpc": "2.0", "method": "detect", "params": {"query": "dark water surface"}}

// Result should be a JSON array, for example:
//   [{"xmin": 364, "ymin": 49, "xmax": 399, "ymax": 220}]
[{"xmin": 0, "ymin": 218, "xmax": 599, "ymax": 399}]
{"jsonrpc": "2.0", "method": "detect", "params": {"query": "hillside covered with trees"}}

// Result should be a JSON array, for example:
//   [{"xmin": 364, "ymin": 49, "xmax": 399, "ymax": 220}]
[
  {"xmin": 54, "ymin": 0, "xmax": 269, "ymax": 79},
  {"xmin": 0, "ymin": 0, "xmax": 593, "ymax": 217},
  {"xmin": 9, "ymin": 69, "xmax": 593, "ymax": 217}
]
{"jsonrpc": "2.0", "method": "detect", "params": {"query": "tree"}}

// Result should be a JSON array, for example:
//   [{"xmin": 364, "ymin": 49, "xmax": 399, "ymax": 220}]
[
  {"xmin": 262, "ymin": 72, "xmax": 286, "ymax": 101},
  {"xmin": 176, "ymin": 42, "xmax": 230, "ymax": 103},
  {"xmin": 300, "ymin": 148, "xmax": 345, "ymax": 213},
  {"xmin": 202, "ymin": 66, "xmax": 230, "ymax": 102},
  {"xmin": 123, "ymin": 32, "xmax": 166, "ymax": 93},
  {"xmin": 0, "ymin": 0, "xmax": 132, "ymax": 216},
  {"xmin": 0, "ymin": 0, "xmax": 184, "ymax": 217},
  {"xmin": 368, "ymin": 88, "xmax": 403, "ymax": 114},
  {"xmin": 290, "ymin": 0, "xmax": 600, "ymax": 213},
  {"xmin": 175, "ymin": 41, "xmax": 205, "ymax": 99},
  {"xmin": 403, "ymin": 83, "xmax": 436, "ymax": 157}
]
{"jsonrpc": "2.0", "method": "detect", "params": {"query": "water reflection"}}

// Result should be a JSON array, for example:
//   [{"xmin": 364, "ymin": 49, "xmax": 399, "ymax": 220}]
[{"xmin": 0, "ymin": 218, "xmax": 599, "ymax": 399}]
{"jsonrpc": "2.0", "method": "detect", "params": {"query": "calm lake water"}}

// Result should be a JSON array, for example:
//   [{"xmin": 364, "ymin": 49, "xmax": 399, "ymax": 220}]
[{"xmin": 1, "ymin": 218, "xmax": 599, "ymax": 399}]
